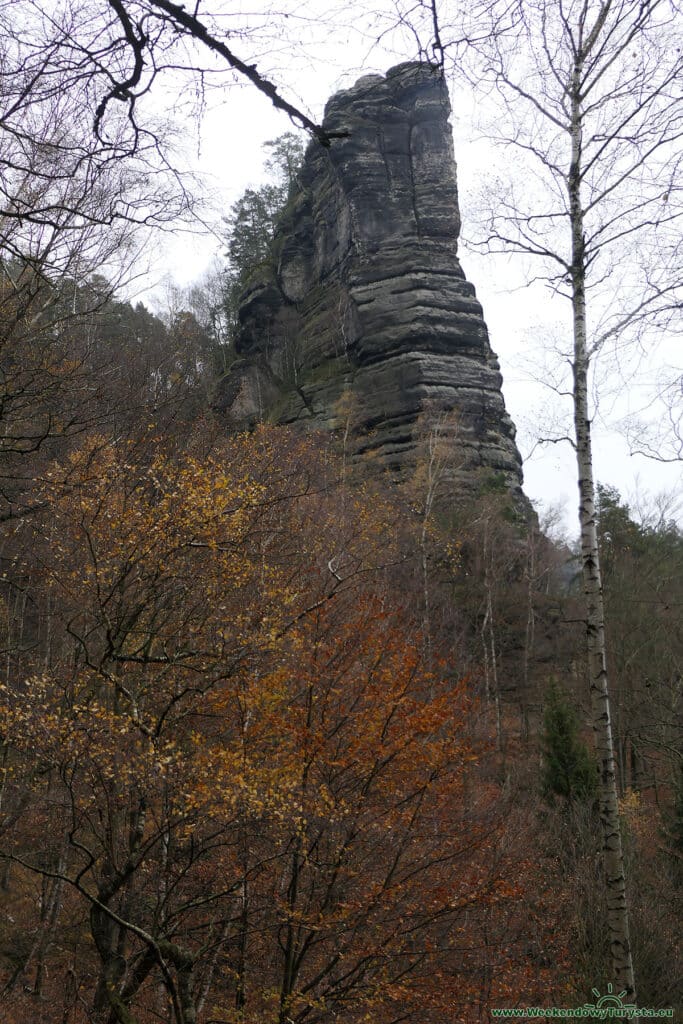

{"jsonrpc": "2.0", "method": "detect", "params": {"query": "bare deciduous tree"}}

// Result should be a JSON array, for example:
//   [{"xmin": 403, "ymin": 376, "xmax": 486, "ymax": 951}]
[{"xmin": 432, "ymin": 0, "xmax": 683, "ymax": 999}]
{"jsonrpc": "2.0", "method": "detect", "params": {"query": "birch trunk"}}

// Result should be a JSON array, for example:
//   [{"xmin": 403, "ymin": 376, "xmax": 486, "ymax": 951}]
[{"xmin": 569, "ymin": 66, "xmax": 636, "ymax": 1000}]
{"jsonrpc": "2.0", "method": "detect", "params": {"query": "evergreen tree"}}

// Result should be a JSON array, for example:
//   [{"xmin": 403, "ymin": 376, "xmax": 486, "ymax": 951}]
[
  {"xmin": 219, "ymin": 133, "xmax": 305, "ymax": 353},
  {"xmin": 542, "ymin": 680, "xmax": 597, "ymax": 803}
]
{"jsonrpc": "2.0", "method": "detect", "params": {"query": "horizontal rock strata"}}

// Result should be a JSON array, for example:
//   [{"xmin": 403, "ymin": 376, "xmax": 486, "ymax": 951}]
[{"xmin": 215, "ymin": 62, "xmax": 526, "ymax": 506}]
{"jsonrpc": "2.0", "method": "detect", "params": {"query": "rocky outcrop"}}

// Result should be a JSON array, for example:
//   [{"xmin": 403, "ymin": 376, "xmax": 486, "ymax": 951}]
[{"xmin": 215, "ymin": 62, "xmax": 526, "ymax": 505}]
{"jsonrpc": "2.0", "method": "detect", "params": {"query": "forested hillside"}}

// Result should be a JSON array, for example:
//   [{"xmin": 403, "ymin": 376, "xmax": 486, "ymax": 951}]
[
  {"xmin": 0, "ymin": 258, "xmax": 680, "ymax": 1022},
  {"xmin": 0, "ymin": 1, "xmax": 681, "ymax": 1022}
]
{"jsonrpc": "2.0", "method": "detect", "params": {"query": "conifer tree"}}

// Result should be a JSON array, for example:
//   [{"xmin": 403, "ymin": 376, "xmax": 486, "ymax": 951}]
[
  {"xmin": 542, "ymin": 681, "xmax": 597, "ymax": 804},
  {"xmin": 220, "ymin": 133, "xmax": 305, "ymax": 350}
]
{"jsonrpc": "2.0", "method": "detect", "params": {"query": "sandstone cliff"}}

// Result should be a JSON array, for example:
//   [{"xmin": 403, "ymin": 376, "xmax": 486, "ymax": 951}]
[{"xmin": 215, "ymin": 62, "xmax": 526, "ymax": 505}]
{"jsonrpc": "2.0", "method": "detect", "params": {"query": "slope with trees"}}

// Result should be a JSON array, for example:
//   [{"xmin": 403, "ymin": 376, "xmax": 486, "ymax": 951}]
[
  {"xmin": 0, "ymin": 0, "xmax": 681, "ymax": 1016},
  {"xmin": 430, "ymin": 0, "xmax": 683, "ymax": 997},
  {"xmin": 0, "ymin": 427, "xmax": 568, "ymax": 1023},
  {"xmin": 597, "ymin": 485, "xmax": 683, "ymax": 798}
]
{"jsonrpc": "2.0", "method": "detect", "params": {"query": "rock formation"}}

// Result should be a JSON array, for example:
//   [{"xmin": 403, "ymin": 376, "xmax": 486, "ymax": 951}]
[{"xmin": 215, "ymin": 62, "xmax": 526, "ymax": 506}]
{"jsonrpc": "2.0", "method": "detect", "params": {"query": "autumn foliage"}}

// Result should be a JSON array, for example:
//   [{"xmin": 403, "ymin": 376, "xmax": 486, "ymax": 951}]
[{"xmin": 0, "ymin": 428, "xmax": 568, "ymax": 1023}]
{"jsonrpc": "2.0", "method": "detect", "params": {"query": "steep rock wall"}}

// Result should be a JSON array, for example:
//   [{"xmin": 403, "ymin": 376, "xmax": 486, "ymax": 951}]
[{"xmin": 215, "ymin": 62, "xmax": 526, "ymax": 504}]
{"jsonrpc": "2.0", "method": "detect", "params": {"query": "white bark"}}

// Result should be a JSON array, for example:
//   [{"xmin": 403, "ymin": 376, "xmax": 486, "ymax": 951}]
[
  {"xmin": 445, "ymin": 0, "xmax": 683, "ymax": 994},
  {"xmin": 569, "ymin": 58, "xmax": 636, "ymax": 998}
]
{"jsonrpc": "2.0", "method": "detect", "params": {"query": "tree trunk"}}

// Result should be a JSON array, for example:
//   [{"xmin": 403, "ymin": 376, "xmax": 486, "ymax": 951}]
[{"xmin": 569, "ymin": 67, "xmax": 636, "ymax": 1000}]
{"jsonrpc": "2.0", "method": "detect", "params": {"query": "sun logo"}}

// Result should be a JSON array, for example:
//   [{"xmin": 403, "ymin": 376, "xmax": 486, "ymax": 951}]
[{"xmin": 584, "ymin": 983, "xmax": 637, "ymax": 1018}]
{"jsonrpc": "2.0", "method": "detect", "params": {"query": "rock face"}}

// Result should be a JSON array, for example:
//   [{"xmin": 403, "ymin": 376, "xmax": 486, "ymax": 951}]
[{"xmin": 215, "ymin": 62, "xmax": 525, "ymax": 505}]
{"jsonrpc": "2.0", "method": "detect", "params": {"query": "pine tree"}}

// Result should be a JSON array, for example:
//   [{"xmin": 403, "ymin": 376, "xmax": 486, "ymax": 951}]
[
  {"xmin": 220, "ymin": 133, "xmax": 306, "ymax": 351},
  {"xmin": 542, "ymin": 681, "xmax": 597, "ymax": 804}
]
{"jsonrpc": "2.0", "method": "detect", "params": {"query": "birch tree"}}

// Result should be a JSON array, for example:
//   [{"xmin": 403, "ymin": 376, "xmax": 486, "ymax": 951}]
[{"xmin": 434, "ymin": 0, "xmax": 683, "ymax": 1000}]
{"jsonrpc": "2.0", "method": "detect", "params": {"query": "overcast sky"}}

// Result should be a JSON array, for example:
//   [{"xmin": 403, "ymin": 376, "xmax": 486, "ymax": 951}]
[{"xmin": 138, "ymin": 7, "xmax": 682, "ymax": 537}]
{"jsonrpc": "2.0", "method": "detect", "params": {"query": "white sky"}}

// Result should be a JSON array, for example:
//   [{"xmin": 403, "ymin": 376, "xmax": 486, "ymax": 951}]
[{"xmin": 136, "ymin": 14, "xmax": 682, "ymax": 538}]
